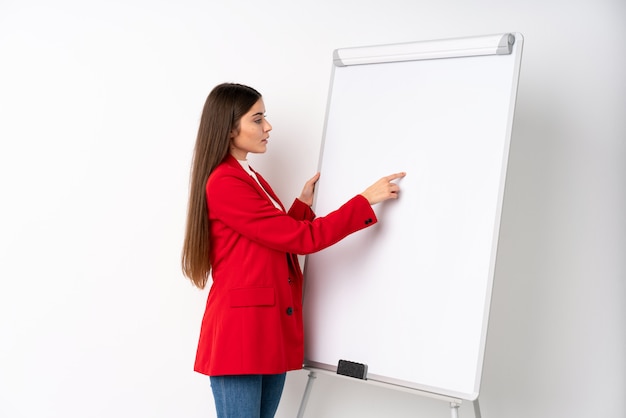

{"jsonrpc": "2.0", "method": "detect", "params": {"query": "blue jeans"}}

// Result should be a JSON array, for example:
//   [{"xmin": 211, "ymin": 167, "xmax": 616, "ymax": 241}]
[{"xmin": 210, "ymin": 373, "xmax": 286, "ymax": 418}]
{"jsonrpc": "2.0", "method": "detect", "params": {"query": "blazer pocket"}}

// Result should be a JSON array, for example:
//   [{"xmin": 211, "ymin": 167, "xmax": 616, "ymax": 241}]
[{"xmin": 229, "ymin": 287, "xmax": 275, "ymax": 307}]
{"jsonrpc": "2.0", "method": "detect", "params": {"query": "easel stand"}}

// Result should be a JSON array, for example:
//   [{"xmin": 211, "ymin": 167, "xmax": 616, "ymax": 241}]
[{"xmin": 296, "ymin": 369, "xmax": 481, "ymax": 418}]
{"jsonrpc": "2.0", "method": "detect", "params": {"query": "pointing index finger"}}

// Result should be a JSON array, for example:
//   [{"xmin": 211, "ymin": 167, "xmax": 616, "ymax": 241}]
[{"xmin": 386, "ymin": 172, "xmax": 406, "ymax": 182}]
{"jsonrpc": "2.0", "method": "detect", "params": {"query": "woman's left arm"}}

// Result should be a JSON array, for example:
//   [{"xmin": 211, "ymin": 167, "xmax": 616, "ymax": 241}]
[
  {"xmin": 288, "ymin": 172, "xmax": 320, "ymax": 221},
  {"xmin": 297, "ymin": 172, "xmax": 320, "ymax": 207}
]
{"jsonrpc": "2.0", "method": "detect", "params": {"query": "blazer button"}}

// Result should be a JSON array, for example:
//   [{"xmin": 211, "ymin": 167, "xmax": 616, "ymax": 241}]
[
  {"xmin": 364, "ymin": 218, "xmax": 373, "ymax": 225},
  {"xmin": 286, "ymin": 307, "xmax": 293, "ymax": 316}
]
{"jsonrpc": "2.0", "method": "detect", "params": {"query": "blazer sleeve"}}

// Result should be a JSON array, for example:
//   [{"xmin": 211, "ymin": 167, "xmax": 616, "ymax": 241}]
[
  {"xmin": 207, "ymin": 170, "xmax": 377, "ymax": 255},
  {"xmin": 287, "ymin": 198, "xmax": 316, "ymax": 222}
]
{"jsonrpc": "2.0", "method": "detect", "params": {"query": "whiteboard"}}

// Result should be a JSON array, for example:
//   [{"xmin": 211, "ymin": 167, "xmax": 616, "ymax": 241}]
[{"xmin": 303, "ymin": 33, "xmax": 523, "ymax": 401}]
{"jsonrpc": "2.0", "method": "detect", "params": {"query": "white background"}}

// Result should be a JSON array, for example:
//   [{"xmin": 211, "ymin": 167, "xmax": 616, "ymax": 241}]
[{"xmin": 0, "ymin": 1, "xmax": 623, "ymax": 418}]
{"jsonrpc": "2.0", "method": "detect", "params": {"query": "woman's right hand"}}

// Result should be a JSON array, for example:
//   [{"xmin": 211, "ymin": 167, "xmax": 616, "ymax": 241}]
[{"xmin": 360, "ymin": 172, "xmax": 406, "ymax": 205}]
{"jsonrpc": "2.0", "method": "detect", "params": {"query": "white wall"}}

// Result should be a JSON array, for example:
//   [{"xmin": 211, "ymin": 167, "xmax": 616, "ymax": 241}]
[{"xmin": 0, "ymin": 1, "xmax": 623, "ymax": 418}]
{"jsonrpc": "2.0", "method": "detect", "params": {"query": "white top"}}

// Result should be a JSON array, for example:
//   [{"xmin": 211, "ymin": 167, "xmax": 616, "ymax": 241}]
[{"xmin": 237, "ymin": 160, "xmax": 283, "ymax": 211}]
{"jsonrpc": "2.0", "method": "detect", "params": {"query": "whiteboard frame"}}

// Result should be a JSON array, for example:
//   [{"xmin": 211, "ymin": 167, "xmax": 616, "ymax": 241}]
[{"xmin": 303, "ymin": 33, "xmax": 524, "ymax": 401}]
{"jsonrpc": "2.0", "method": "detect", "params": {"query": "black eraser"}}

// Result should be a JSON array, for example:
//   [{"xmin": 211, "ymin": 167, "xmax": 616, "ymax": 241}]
[{"xmin": 337, "ymin": 359, "xmax": 368, "ymax": 380}]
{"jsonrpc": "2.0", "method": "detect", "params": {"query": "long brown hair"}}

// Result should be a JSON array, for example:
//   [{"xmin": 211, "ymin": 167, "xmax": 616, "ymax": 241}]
[{"xmin": 181, "ymin": 83, "xmax": 262, "ymax": 289}]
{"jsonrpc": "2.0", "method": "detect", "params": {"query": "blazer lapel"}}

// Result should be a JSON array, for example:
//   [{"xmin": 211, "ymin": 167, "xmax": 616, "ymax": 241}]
[
  {"xmin": 252, "ymin": 169, "xmax": 286, "ymax": 212},
  {"xmin": 223, "ymin": 155, "xmax": 285, "ymax": 212}
]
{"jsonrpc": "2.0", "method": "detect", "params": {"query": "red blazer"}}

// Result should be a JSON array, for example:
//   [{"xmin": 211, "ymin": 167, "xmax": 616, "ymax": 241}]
[{"xmin": 194, "ymin": 155, "xmax": 377, "ymax": 376}]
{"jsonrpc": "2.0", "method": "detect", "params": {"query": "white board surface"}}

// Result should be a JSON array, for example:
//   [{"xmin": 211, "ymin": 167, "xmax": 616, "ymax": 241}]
[{"xmin": 303, "ymin": 33, "xmax": 523, "ymax": 401}]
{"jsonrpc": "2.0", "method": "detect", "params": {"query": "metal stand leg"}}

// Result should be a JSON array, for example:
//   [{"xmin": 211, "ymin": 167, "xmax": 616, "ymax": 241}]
[
  {"xmin": 450, "ymin": 402, "xmax": 461, "ymax": 418},
  {"xmin": 296, "ymin": 371, "xmax": 317, "ymax": 418},
  {"xmin": 473, "ymin": 399, "xmax": 482, "ymax": 418}
]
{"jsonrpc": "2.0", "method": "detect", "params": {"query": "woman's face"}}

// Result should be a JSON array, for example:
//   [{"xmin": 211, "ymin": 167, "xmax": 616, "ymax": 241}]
[{"xmin": 230, "ymin": 98, "xmax": 272, "ymax": 160}]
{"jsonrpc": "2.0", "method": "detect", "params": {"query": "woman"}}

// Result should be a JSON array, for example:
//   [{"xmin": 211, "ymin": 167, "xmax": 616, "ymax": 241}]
[{"xmin": 181, "ymin": 83, "xmax": 405, "ymax": 418}]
